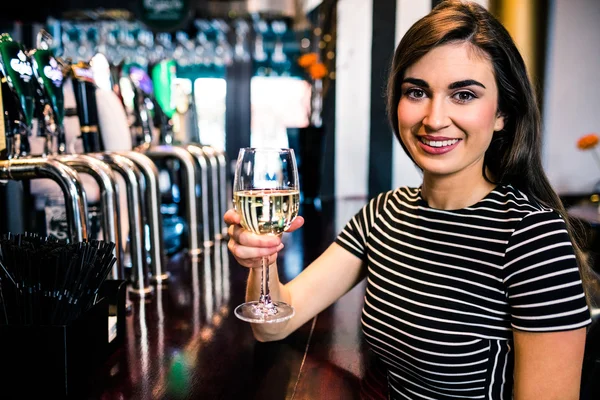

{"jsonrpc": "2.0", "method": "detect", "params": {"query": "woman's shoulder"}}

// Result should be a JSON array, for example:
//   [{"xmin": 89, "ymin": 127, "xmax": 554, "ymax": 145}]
[
  {"xmin": 485, "ymin": 184, "xmax": 553, "ymax": 213},
  {"xmin": 489, "ymin": 185, "xmax": 570, "ymax": 234}
]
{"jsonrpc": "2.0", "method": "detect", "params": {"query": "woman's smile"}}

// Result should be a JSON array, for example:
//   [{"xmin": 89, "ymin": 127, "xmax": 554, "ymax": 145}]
[{"xmin": 417, "ymin": 136, "xmax": 462, "ymax": 154}]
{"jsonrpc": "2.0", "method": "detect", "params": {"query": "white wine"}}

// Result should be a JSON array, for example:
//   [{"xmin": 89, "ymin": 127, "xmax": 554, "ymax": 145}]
[{"xmin": 234, "ymin": 189, "xmax": 300, "ymax": 235}]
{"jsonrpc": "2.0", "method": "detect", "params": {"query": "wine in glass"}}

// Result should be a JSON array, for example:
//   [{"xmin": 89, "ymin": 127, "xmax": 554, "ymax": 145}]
[{"xmin": 233, "ymin": 148, "xmax": 300, "ymax": 323}]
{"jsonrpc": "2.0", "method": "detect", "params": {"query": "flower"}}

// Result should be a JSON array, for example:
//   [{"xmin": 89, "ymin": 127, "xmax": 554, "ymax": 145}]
[
  {"xmin": 308, "ymin": 62, "xmax": 328, "ymax": 79},
  {"xmin": 297, "ymin": 53, "xmax": 328, "ymax": 79},
  {"xmin": 577, "ymin": 133, "xmax": 600, "ymax": 178},
  {"xmin": 298, "ymin": 52, "xmax": 318, "ymax": 68},
  {"xmin": 577, "ymin": 133, "xmax": 599, "ymax": 150}
]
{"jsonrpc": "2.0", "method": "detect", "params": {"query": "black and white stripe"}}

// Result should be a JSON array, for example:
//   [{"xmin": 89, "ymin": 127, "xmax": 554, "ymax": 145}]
[{"xmin": 336, "ymin": 184, "xmax": 591, "ymax": 399}]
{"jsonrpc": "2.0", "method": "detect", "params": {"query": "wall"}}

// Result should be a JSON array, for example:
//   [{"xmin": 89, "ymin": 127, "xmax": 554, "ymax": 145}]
[
  {"xmin": 542, "ymin": 0, "xmax": 600, "ymax": 195},
  {"xmin": 335, "ymin": 0, "xmax": 600, "ymax": 199},
  {"xmin": 335, "ymin": 0, "xmax": 372, "ymax": 199},
  {"xmin": 335, "ymin": 0, "xmax": 493, "ymax": 200}
]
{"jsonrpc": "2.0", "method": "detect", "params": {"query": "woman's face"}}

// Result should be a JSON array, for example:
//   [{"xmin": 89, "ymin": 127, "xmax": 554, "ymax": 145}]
[{"xmin": 397, "ymin": 42, "xmax": 504, "ymax": 181}]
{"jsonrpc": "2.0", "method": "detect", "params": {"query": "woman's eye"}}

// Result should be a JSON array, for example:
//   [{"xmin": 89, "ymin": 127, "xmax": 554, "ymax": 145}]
[
  {"xmin": 453, "ymin": 91, "xmax": 476, "ymax": 103},
  {"xmin": 406, "ymin": 88, "xmax": 426, "ymax": 99}
]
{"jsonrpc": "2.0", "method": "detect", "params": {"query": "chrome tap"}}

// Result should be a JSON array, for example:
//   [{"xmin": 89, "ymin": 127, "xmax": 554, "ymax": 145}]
[
  {"xmin": 145, "ymin": 145, "xmax": 201, "ymax": 255},
  {"xmin": 189, "ymin": 145, "xmax": 229, "ymax": 240},
  {"xmin": 92, "ymin": 153, "xmax": 153, "ymax": 298},
  {"xmin": 213, "ymin": 148, "xmax": 230, "ymax": 238},
  {"xmin": 53, "ymin": 154, "xmax": 122, "ymax": 279},
  {"xmin": 114, "ymin": 150, "xmax": 168, "ymax": 284},
  {"xmin": 0, "ymin": 158, "xmax": 88, "ymax": 242},
  {"xmin": 196, "ymin": 146, "xmax": 222, "ymax": 241},
  {"xmin": 185, "ymin": 145, "xmax": 213, "ymax": 248}
]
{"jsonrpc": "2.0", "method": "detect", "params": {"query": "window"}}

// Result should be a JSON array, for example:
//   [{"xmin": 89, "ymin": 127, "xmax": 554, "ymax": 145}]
[
  {"xmin": 193, "ymin": 78, "xmax": 227, "ymax": 151},
  {"xmin": 250, "ymin": 76, "xmax": 311, "ymax": 149}
]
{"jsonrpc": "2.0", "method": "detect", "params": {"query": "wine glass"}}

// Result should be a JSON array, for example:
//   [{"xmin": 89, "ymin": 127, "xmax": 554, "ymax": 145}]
[{"xmin": 233, "ymin": 148, "xmax": 300, "ymax": 323}]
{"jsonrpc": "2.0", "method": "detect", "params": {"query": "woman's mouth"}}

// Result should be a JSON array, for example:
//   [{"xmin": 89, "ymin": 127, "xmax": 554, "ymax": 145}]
[{"xmin": 417, "ymin": 137, "xmax": 462, "ymax": 154}]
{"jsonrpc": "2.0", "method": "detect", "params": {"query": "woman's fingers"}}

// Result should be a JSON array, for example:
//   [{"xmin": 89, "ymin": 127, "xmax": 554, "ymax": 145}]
[
  {"xmin": 230, "ymin": 224, "xmax": 280, "ymax": 247},
  {"xmin": 223, "ymin": 208, "xmax": 299, "ymax": 269},
  {"xmin": 228, "ymin": 239, "xmax": 283, "ymax": 259},
  {"xmin": 223, "ymin": 209, "xmax": 240, "ymax": 225},
  {"xmin": 225, "ymin": 209, "xmax": 304, "ymax": 235},
  {"xmin": 227, "ymin": 240, "xmax": 283, "ymax": 268},
  {"xmin": 285, "ymin": 216, "xmax": 305, "ymax": 232}
]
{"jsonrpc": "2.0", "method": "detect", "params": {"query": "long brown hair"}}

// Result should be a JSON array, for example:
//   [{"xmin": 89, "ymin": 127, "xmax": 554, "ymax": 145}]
[{"xmin": 387, "ymin": 0, "xmax": 595, "ymax": 301}]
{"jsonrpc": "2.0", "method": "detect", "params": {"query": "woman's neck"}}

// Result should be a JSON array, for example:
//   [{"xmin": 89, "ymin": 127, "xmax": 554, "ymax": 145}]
[{"xmin": 421, "ymin": 171, "xmax": 496, "ymax": 210}]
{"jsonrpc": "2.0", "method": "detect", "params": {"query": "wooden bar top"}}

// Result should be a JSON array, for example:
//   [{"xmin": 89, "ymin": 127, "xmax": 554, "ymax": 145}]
[
  {"xmin": 25, "ymin": 199, "xmax": 600, "ymax": 399},
  {"xmin": 80, "ymin": 201, "xmax": 382, "ymax": 400}
]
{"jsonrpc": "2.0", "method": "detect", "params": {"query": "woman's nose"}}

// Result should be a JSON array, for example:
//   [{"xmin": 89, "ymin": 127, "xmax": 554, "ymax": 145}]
[{"xmin": 422, "ymin": 97, "xmax": 450, "ymax": 131}]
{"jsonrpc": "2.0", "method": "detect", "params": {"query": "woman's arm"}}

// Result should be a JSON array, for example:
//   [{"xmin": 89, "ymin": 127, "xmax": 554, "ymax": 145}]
[
  {"xmin": 248, "ymin": 242, "xmax": 365, "ymax": 341},
  {"xmin": 225, "ymin": 209, "xmax": 366, "ymax": 342},
  {"xmin": 513, "ymin": 328, "xmax": 586, "ymax": 400}
]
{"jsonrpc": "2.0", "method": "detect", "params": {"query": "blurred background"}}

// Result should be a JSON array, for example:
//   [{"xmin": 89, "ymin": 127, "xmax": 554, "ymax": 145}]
[{"xmin": 0, "ymin": 0, "xmax": 598, "ymax": 206}]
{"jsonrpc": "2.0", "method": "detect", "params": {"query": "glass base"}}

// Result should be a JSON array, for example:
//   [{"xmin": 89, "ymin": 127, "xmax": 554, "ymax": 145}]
[{"xmin": 234, "ymin": 301, "xmax": 295, "ymax": 324}]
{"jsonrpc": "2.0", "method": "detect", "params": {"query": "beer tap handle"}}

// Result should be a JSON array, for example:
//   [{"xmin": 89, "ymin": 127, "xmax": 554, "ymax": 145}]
[
  {"xmin": 33, "ymin": 85, "xmax": 53, "ymax": 156},
  {"xmin": 151, "ymin": 60, "xmax": 177, "ymax": 145},
  {"xmin": 70, "ymin": 61, "xmax": 102, "ymax": 153},
  {"xmin": 0, "ymin": 71, "xmax": 24, "ymax": 159},
  {"xmin": 30, "ymin": 41, "xmax": 67, "ymax": 155},
  {"xmin": 0, "ymin": 34, "xmax": 35, "ymax": 158}
]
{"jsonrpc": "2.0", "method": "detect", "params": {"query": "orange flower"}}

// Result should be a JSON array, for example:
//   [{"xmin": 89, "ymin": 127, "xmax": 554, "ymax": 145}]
[
  {"xmin": 308, "ymin": 62, "xmax": 328, "ymax": 80},
  {"xmin": 298, "ymin": 53, "xmax": 318, "ymax": 68},
  {"xmin": 577, "ymin": 133, "xmax": 600, "ymax": 150}
]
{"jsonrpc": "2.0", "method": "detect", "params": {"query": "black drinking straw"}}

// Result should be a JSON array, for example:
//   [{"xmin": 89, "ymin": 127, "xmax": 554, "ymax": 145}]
[{"xmin": 0, "ymin": 233, "xmax": 117, "ymax": 326}]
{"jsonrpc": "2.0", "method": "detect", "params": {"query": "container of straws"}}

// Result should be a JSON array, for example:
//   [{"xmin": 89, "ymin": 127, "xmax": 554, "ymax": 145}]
[{"xmin": 0, "ymin": 233, "xmax": 123, "ymax": 398}]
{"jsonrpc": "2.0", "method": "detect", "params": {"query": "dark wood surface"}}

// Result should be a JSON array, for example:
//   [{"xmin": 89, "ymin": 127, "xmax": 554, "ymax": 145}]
[
  {"xmin": 78, "ymin": 201, "xmax": 382, "ymax": 400},
  {"xmin": 11, "ymin": 198, "xmax": 599, "ymax": 399}
]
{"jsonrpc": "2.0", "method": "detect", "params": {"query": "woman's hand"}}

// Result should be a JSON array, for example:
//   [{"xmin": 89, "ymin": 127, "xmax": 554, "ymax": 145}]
[{"xmin": 224, "ymin": 209, "xmax": 305, "ymax": 268}]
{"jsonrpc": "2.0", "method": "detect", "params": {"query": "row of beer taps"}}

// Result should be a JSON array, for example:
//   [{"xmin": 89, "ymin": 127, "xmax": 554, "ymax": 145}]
[{"xmin": 0, "ymin": 29, "xmax": 230, "ymax": 298}]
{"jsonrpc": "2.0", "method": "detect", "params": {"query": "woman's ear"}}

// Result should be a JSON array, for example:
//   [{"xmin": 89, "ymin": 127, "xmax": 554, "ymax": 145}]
[{"xmin": 494, "ymin": 111, "xmax": 505, "ymax": 132}]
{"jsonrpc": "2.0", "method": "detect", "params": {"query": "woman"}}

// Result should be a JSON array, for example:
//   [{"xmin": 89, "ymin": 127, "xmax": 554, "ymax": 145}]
[{"xmin": 224, "ymin": 1, "xmax": 592, "ymax": 399}]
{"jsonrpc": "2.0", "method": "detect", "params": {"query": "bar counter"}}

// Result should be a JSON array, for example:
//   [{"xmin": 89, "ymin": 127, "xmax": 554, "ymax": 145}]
[
  {"xmin": 80, "ymin": 201, "xmax": 378, "ymax": 399},
  {"xmin": 10, "ymin": 200, "xmax": 598, "ymax": 399}
]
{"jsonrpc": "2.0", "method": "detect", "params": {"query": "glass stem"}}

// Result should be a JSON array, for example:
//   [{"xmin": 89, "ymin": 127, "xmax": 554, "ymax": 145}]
[{"xmin": 260, "ymin": 255, "xmax": 274, "ymax": 309}]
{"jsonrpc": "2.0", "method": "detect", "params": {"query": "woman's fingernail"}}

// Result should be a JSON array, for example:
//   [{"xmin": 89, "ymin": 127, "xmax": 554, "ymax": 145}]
[{"xmin": 277, "ymin": 243, "xmax": 284, "ymax": 251}]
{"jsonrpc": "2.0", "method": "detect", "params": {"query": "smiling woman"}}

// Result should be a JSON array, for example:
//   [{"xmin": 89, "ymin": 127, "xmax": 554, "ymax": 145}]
[
  {"xmin": 224, "ymin": 1, "xmax": 594, "ymax": 399},
  {"xmin": 396, "ymin": 42, "xmax": 505, "ymax": 207}
]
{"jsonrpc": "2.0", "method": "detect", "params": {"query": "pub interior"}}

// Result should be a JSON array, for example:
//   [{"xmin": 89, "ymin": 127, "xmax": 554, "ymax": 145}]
[{"xmin": 0, "ymin": 0, "xmax": 599, "ymax": 399}]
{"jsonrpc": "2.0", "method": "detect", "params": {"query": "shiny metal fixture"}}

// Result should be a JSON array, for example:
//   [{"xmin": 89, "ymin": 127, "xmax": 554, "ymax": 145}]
[
  {"xmin": 115, "ymin": 150, "xmax": 168, "ymax": 283},
  {"xmin": 54, "ymin": 154, "xmax": 122, "ymax": 279},
  {"xmin": 92, "ymin": 153, "xmax": 154, "ymax": 298},
  {"xmin": 145, "ymin": 145, "xmax": 201, "ymax": 255},
  {"xmin": 0, "ymin": 158, "xmax": 88, "ymax": 242}
]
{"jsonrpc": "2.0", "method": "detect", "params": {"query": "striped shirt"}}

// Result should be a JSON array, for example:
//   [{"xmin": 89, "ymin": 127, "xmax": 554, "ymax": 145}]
[{"xmin": 335, "ymin": 185, "xmax": 591, "ymax": 400}]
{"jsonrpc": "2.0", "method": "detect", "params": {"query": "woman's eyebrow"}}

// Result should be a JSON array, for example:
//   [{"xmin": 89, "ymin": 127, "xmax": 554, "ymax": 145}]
[
  {"xmin": 448, "ymin": 79, "xmax": 486, "ymax": 89},
  {"xmin": 401, "ymin": 77, "xmax": 428, "ymax": 87},
  {"xmin": 401, "ymin": 78, "xmax": 486, "ymax": 90}
]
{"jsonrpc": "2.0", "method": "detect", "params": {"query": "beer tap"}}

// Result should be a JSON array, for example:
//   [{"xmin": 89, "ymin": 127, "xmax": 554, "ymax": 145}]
[
  {"xmin": 0, "ymin": 33, "xmax": 90, "ymax": 244},
  {"xmin": 69, "ymin": 60, "xmax": 103, "ymax": 153},
  {"xmin": 30, "ymin": 31, "xmax": 67, "ymax": 155},
  {"xmin": 27, "ymin": 37, "xmax": 123, "ymax": 276},
  {"xmin": 151, "ymin": 60, "xmax": 176, "ymax": 146},
  {"xmin": 93, "ymin": 54, "xmax": 168, "ymax": 284},
  {"xmin": 147, "ymin": 59, "xmax": 207, "ymax": 253},
  {"xmin": 123, "ymin": 63, "xmax": 155, "ymax": 150},
  {"xmin": 0, "ymin": 69, "xmax": 21, "ymax": 159},
  {"xmin": 66, "ymin": 59, "xmax": 154, "ymax": 295},
  {"xmin": 0, "ymin": 33, "xmax": 34, "ymax": 158}
]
